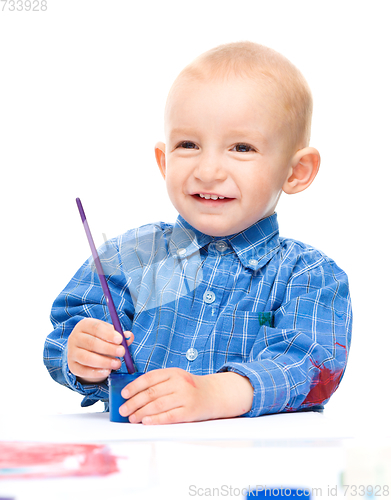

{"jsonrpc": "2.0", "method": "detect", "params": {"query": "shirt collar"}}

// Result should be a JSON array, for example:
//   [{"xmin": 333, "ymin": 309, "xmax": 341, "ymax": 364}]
[
  {"xmin": 172, "ymin": 214, "xmax": 280, "ymax": 270},
  {"xmin": 169, "ymin": 215, "xmax": 214, "ymax": 258},
  {"xmin": 228, "ymin": 213, "xmax": 280, "ymax": 270}
]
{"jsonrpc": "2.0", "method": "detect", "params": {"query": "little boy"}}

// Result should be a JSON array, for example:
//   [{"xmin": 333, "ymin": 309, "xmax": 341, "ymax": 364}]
[{"xmin": 44, "ymin": 41, "xmax": 352, "ymax": 424}]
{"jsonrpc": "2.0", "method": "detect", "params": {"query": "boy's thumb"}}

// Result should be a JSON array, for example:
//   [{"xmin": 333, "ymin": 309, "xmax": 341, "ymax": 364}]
[{"xmin": 124, "ymin": 331, "xmax": 133, "ymax": 345}]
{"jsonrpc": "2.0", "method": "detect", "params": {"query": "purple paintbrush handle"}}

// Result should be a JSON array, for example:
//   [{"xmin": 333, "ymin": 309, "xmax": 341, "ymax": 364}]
[{"xmin": 76, "ymin": 198, "xmax": 135, "ymax": 374}]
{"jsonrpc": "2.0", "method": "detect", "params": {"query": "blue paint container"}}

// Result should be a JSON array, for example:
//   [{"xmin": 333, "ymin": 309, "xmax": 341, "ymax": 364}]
[{"xmin": 108, "ymin": 372, "xmax": 142, "ymax": 423}]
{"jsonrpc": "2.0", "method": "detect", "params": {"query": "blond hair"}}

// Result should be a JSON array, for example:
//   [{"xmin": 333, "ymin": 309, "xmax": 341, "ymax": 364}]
[{"xmin": 165, "ymin": 41, "xmax": 313, "ymax": 151}]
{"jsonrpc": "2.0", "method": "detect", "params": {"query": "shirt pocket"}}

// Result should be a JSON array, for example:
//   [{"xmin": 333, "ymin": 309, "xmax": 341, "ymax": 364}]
[{"xmin": 212, "ymin": 309, "xmax": 274, "ymax": 365}]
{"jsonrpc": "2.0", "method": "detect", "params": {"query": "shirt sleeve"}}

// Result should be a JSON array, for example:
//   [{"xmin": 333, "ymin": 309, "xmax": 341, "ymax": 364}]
[
  {"xmin": 218, "ymin": 253, "xmax": 352, "ymax": 417},
  {"xmin": 43, "ymin": 244, "xmax": 135, "ymax": 407}
]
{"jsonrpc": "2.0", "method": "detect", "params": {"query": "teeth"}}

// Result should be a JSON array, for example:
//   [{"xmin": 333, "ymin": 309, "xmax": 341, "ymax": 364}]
[{"xmin": 199, "ymin": 193, "xmax": 225, "ymax": 200}]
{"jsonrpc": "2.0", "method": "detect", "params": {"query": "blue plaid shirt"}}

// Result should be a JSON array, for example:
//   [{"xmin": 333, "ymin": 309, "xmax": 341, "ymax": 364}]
[{"xmin": 44, "ymin": 213, "xmax": 352, "ymax": 417}]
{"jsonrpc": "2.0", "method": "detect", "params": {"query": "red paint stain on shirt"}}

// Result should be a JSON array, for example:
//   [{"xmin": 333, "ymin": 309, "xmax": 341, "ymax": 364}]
[
  {"xmin": 0, "ymin": 442, "xmax": 120, "ymax": 480},
  {"xmin": 302, "ymin": 360, "xmax": 344, "ymax": 405},
  {"xmin": 303, "ymin": 342, "xmax": 347, "ymax": 406}
]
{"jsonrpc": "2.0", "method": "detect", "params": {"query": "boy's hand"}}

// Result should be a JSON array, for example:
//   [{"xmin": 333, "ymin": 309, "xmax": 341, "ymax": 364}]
[
  {"xmin": 119, "ymin": 368, "xmax": 254, "ymax": 425},
  {"xmin": 67, "ymin": 318, "xmax": 133, "ymax": 384}
]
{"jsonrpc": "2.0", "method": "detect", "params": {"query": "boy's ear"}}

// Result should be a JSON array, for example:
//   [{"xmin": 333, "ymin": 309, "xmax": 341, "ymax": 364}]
[
  {"xmin": 155, "ymin": 142, "xmax": 166, "ymax": 179},
  {"xmin": 283, "ymin": 147, "xmax": 320, "ymax": 195}
]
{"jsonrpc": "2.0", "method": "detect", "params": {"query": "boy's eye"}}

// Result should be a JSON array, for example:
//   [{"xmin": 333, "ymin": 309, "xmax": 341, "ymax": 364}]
[
  {"xmin": 178, "ymin": 141, "xmax": 198, "ymax": 149},
  {"xmin": 232, "ymin": 143, "xmax": 254, "ymax": 153}
]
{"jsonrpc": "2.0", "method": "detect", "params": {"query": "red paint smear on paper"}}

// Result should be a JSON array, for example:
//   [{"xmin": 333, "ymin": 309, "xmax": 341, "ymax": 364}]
[{"xmin": 0, "ymin": 442, "xmax": 120, "ymax": 480}]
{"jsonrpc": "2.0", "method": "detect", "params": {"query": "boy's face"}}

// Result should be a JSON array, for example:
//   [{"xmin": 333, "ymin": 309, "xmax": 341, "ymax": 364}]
[{"xmin": 157, "ymin": 76, "xmax": 295, "ymax": 237}]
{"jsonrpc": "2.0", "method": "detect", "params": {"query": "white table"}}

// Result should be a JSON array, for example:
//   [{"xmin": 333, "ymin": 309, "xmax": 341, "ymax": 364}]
[{"xmin": 0, "ymin": 411, "xmax": 389, "ymax": 500}]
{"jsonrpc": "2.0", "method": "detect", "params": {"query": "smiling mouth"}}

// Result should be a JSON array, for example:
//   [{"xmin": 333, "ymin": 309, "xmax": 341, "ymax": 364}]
[{"xmin": 194, "ymin": 193, "xmax": 233, "ymax": 201}]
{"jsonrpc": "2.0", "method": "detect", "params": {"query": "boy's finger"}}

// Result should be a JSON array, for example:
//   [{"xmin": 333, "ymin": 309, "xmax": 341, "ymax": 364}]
[
  {"xmin": 73, "ymin": 363, "xmax": 111, "ymax": 382},
  {"xmin": 120, "ymin": 378, "xmax": 170, "ymax": 417},
  {"xmin": 142, "ymin": 408, "xmax": 184, "ymax": 425},
  {"xmin": 128, "ymin": 394, "xmax": 177, "ymax": 423},
  {"xmin": 74, "ymin": 348, "xmax": 122, "ymax": 371},
  {"xmin": 78, "ymin": 318, "xmax": 123, "ymax": 344},
  {"xmin": 124, "ymin": 331, "xmax": 134, "ymax": 346},
  {"xmin": 76, "ymin": 333, "xmax": 125, "ymax": 358},
  {"xmin": 121, "ymin": 369, "xmax": 169, "ymax": 399}
]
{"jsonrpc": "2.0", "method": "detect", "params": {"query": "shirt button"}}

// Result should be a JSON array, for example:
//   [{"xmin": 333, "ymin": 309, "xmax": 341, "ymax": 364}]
[
  {"xmin": 177, "ymin": 248, "xmax": 186, "ymax": 257},
  {"xmin": 248, "ymin": 259, "xmax": 258, "ymax": 267},
  {"xmin": 186, "ymin": 348, "xmax": 198, "ymax": 361},
  {"xmin": 215, "ymin": 241, "xmax": 228, "ymax": 252},
  {"xmin": 203, "ymin": 290, "xmax": 216, "ymax": 304}
]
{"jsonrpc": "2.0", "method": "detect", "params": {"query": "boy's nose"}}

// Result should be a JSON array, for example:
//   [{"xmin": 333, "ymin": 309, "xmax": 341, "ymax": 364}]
[{"xmin": 194, "ymin": 152, "xmax": 227, "ymax": 183}]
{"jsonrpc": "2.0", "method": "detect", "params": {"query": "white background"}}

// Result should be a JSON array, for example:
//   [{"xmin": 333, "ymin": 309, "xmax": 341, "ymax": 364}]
[{"xmin": 0, "ymin": 1, "xmax": 389, "ymax": 429}]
